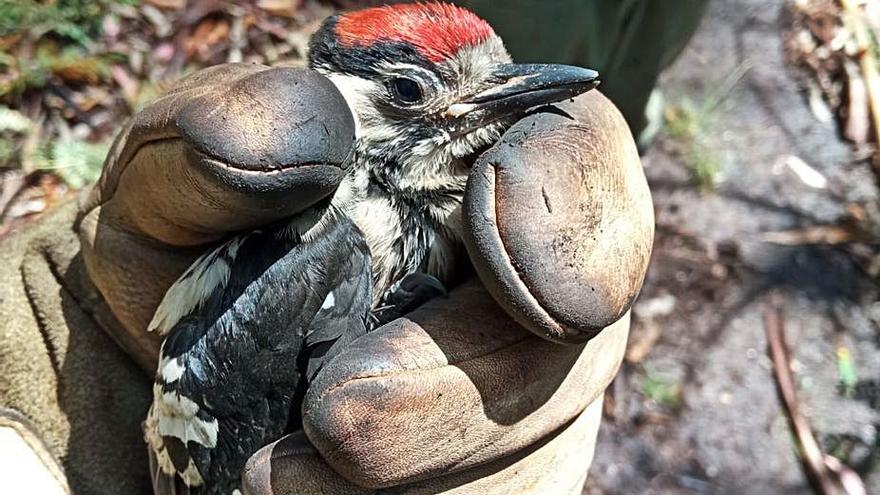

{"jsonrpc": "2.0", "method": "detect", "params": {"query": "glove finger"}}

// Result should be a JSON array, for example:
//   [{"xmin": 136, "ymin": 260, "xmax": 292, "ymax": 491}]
[
  {"xmin": 244, "ymin": 400, "xmax": 602, "ymax": 495},
  {"xmin": 463, "ymin": 90, "xmax": 653, "ymax": 343},
  {"xmin": 301, "ymin": 280, "xmax": 627, "ymax": 489},
  {"xmin": 81, "ymin": 63, "xmax": 355, "ymax": 247},
  {"xmin": 241, "ymin": 431, "xmax": 369, "ymax": 495}
]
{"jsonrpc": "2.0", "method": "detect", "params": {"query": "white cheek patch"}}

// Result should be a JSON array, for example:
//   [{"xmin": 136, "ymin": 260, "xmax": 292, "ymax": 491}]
[{"xmin": 323, "ymin": 73, "xmax": 374, "ymax": 138}]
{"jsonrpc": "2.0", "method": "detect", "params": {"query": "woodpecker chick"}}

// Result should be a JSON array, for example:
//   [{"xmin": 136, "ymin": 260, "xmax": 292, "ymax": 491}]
[{"xmin": 309, "ymin": 2, "xmax": 600, "ymax": 294}]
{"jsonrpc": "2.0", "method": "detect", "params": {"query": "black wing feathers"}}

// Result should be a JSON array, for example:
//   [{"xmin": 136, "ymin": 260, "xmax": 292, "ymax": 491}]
[{"xmin": 149, "ymin": 215, "xmax": 372, "ymax": 495}]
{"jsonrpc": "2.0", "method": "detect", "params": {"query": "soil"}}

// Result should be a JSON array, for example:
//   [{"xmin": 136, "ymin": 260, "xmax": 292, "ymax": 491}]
[{"xmin": 585, "ymin": 1, "xmax": 880, "ymax": 493}]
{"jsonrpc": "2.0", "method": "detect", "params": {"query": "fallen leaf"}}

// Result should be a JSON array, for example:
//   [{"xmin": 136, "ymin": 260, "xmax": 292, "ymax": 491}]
[
  {"xmin": 111, "ymin": 65, "xmax": 140, "ymax": 108},
  {"xmin": 626, "ymin": 320, "xmax": 662, "ymax": 364},
  {"xmin": 634, "ymin": 293, "xmax": 677, "ymax": 319},
  {"xmin": 227, "ymin": 15, "xmax": 246, "ymax": 63},
  {"xmin": 51, "ymin": 58, "xmax": 108, "ymax": 85},
  {"xmin": 253, "ymin": 16, "xmax": 291, "ymax": 39},
  {"xmin": 256, "ymin": 0, "xmax": 303, "ymax": 18},
  {"xmin": 185, "ymin": 18, "xmax": 230, "ymax": 59},
  {"xmin": 0, "ymin": 106, "xmax": 34, "ymax": 133},
  {"xmin": 0, "ymin": 169, "xmax": 25, "ymax": 218},
  {"xmin": 141, "ymin": 5, "xmax": 173, "ymax": 38},
  {"xmin": 6, "ymin": 197, "xmax": 46, "ymax": 218},
  {"xmin": 152, "ymin": 43, "xmax": 176, "ymax": 64},
  {"xmin": 807, "ymin": 11, "xmax": 841, "ymax": 44},
  {"xmin": 776, "ymin": 154, "xmax": 828, "ymax": 189},
  {"xmin": 807, "ymin": 81, "xmax": 834, "ymax": 124},
  {"xmin": 102, "ymin": 14, "xmax": 121, "ymax": 39}
]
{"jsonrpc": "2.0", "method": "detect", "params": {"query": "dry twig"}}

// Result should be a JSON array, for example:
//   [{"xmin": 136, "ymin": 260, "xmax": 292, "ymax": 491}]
[{"xmin": 763, "ymin": 293, "xmax": 866, "ymax": 495}]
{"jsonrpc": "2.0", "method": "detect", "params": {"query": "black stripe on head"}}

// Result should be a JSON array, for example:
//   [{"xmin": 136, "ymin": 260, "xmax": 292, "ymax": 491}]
[{"xmin": 308, "ymin": 15, "xmax": 437, "ymax": 78}]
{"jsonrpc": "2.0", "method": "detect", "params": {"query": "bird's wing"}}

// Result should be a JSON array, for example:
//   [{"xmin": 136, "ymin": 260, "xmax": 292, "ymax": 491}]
[
  {"xmin": 371, "ymin": 272, "xmax": 448, "ymax": 326},
  {"xmin": 303, "ymin": 217, "xmax": 373, "ymax": 379},
  {"xmin": 145, "ymin": 229, "xmax": 300, "ymax": 495},
  {"xmin": 145, "ymin": 215, "xmax": 373, "ymax": 494}
]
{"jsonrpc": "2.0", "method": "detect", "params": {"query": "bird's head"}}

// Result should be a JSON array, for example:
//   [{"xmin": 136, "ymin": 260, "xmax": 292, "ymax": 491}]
[{"xmin": 308, "ymin": 3, "xmax": 599, "ymax": 190}]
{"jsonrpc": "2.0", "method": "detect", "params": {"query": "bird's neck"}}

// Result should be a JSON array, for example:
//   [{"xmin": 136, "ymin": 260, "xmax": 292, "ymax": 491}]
[{"xmin": 332, "ymin": 152, "xmax": 466, "ymax": 296}]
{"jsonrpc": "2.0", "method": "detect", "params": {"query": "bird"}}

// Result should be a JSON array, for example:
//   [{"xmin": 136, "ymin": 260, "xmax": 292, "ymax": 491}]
[{"xmin": 144, "ymin": 3, "xmax": 601, "ymax": 494}]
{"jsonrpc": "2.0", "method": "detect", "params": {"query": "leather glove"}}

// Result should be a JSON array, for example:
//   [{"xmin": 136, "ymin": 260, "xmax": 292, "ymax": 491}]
[{"xmin": 16, "ymin": 61, "xmax": 650, "ymax": 494}]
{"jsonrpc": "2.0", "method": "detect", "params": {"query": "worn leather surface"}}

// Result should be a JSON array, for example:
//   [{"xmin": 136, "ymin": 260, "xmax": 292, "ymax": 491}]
[
  {"xmin": 244, "ymin": 397, "xmax": 603, "ymax": 495},
  {"xmin": 463, "ymin": 91, "xmax": 654, "ymax": 343},
  {"xmin": 0, "ymin": 63, "xmax": 651, "ymax": 495},
  {"xmin": 81, "ymin": 63, "xmax": 355, "ymax": 244},
  {"xmin": 302, "ymin": 281, "xmax": 628, "ymax": 488}
]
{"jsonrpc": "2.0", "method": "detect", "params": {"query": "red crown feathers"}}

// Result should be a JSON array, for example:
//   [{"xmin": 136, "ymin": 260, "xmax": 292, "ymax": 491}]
[{"xmin": 334, "ymin": 3, "xmax": 495, "ymax": 63}]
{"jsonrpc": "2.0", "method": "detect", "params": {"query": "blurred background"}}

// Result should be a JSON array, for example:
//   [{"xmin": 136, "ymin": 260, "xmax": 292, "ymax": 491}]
[{"xmin": 1, "ymin": 0, "xmax": 878, "ymax": 493}]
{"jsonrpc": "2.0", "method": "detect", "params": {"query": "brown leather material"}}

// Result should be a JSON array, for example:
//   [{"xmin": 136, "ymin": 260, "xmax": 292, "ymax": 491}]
[
  {"xmin": 79, "ymin": 63, "xmax": 355, "ymax": 247},
  {"xmin": 302, "ymin": 280, "xmax": 628, "ymax": 489},
  {"xmin": 242, "ymin": 431, "xmax": 371, "ymax": 495},
  {"xmin": 75, "ymin": 64, "xmax": 356, "ymax": 360},
  {"xmin": 47, "ymin": 64, "xmax": 647, "ymax": 493},
  {"xmin": 76, "ymin": 201, "xmax": 194, "ymax": 367},
  {"xmin": 463, "ymin": 90, "xmax": 654, "ymax": 343},
  {"xmin": 245, "ymin": 397, "xmax": 603, "ymax": 495}
]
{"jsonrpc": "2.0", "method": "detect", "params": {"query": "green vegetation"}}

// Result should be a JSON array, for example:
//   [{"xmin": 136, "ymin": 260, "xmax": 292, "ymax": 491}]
[
  {"xmin": 662, "ymin": 63, "xmax": 749, "ymax": 192},
  {"xmin": 836, "ymin": 346, "xmax": 858, "ymax": 398},
  {"xmin": 663, "ymin": 100, "xmax": 723, "ymax": 192},
  {"xmin": 0, "ymin": 0, "xmax": 134, "ymax": 44},
  {"xmin": 0, "ymin": 105, "xmax": 109, "ymax": 186},
  {"xmin": 0, "ymin": 1, "xmax": 129, "ymax": 186},
  {"xmin": 642, "ymin": 370, "xmax": 683, "ymax": 411}
]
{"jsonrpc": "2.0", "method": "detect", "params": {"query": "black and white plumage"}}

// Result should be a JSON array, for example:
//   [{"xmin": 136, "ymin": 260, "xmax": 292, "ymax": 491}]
[{"xmin": 144, "ymin": 206, "xmax": 372, "ymax": 495}]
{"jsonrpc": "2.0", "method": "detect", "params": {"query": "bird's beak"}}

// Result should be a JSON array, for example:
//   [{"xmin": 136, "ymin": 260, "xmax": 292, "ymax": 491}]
[{"xmin": 446, "ymin": 64, "xmax": 599, "ymax": 135}]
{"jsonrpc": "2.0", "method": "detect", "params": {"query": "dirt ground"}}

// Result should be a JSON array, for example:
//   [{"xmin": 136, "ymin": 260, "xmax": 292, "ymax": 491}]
[{"xmin": 585, "ymin": 0, "xmax": 880, "ymax": 493}]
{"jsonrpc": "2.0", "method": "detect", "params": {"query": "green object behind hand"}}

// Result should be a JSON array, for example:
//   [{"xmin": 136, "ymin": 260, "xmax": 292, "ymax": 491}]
[{"xmin": 457, "ymin": 0, "xmax": 708, "ymax": 136}]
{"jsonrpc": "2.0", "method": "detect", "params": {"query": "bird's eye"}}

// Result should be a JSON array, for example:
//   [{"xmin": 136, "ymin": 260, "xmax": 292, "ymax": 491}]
[{"xmin": 390, "ymin": 77, "xmax": 423, "ymax": 104}]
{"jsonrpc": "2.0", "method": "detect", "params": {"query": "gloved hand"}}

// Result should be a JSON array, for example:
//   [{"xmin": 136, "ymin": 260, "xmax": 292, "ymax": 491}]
[{"xmin": 0, "ymin": 62, "xmax": 652, "ymax": 494}]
